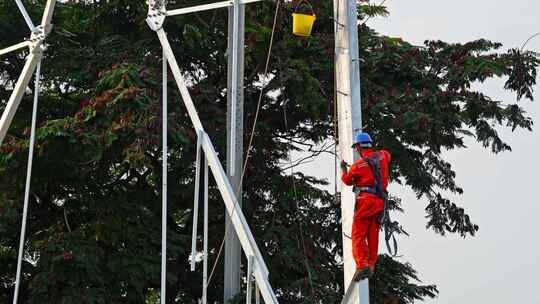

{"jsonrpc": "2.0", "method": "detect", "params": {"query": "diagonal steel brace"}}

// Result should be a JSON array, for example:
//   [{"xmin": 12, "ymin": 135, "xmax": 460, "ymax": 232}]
[{"xmin": 0, "ymin": 0, "xmax": 56, "ymax": 146}]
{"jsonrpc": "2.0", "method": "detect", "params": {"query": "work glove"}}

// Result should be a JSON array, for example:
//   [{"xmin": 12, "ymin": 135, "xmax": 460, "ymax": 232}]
[{"xmin": 340, "ymin": 160, "xmax": 348, "ymax": 173}]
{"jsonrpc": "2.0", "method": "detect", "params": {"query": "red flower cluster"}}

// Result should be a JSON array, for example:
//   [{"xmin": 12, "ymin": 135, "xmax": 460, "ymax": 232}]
[{"xmin": 63, "ymin": 251, "xmax": 73, "ymax": 261}]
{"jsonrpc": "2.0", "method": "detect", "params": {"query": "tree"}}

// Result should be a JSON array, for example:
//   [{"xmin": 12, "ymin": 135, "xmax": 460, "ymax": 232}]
[{"xmin": 0, "ymin": 0, "xmax": 537, "ymax": 303}]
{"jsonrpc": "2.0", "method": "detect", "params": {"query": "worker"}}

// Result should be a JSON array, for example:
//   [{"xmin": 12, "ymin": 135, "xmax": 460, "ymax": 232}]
[{"xmin": 340, "ymin": 132, "xmax": 391, "ymax": 281}]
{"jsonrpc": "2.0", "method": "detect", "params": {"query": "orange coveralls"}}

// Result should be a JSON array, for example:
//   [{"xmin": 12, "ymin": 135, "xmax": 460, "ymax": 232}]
[{"xmin": 341, "ymin": 149, "xmax": 391, "ymax": 270}]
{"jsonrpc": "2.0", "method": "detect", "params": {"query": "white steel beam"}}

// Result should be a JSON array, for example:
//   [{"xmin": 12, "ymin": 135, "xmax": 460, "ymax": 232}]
[
  {"xmin": 249, "ymin": 258, "xmax": 277, "ymax": 304},
  {"xmin": 0, "ymin": 53, "xmax": 40, "ymax": 146},
  {"xmin": 14, "ymin": 0, "xmax": 37, "ymax": 32},
  {"xmin": 0, "ymin": 41, "xmax": 31, "ymax": 57},
  {"xmin": 155, "ymin": 29, "xmax": 204, "ymax": 131},
  {"xmin": 40, "ymin": 0, "xmax": 56, "ymax": 28},
  {"xmin": 166, "ymin": 0, "xmax": 262, "ymax": 16}
]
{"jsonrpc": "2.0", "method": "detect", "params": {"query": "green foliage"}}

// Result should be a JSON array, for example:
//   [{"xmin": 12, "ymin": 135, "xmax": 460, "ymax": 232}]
[
  {"xmin": 359, "ymin": 33, "xmax": 538, "ymax": 236},
  {"xmin": 371, "ymin": 255, "xmax": 438, "ymax": 304},
  {"xmin": 0, "ymin": 0, "xmax": 538, "ymax": 303},
  {"xmin": 358, "ymin": 3, "xmax": 390, "ymax": 20}
]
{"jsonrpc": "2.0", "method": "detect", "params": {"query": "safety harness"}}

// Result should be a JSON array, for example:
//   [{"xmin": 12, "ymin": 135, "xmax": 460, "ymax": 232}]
[{"xmin": 354, "ymin": 152, "xmax": 401, "ymax": 257}]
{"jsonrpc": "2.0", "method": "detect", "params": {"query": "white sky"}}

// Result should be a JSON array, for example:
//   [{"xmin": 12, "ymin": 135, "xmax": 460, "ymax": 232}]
[{"xmin": 301, "ymin": 0, "xmax": 540, "ymax": 303}]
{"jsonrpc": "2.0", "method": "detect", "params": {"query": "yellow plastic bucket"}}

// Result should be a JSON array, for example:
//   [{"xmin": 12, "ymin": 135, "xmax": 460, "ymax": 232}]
[{"xmin": 292, "ymin": 1, "xmax": 316, "ymax": 37}]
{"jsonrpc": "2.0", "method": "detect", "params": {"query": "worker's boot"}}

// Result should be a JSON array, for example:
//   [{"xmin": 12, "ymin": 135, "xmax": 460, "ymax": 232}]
[{"xmin": 353, "ymin": 267, "xmax": 373, "ymax": 281}]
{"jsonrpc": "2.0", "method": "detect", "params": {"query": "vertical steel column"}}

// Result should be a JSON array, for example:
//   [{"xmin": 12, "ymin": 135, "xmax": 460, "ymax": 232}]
[
  {"xmin": 191, "ymin": 132, "xmax": 202, "ymax": 271},
  {"xmin": 356, "ymin": 280, "xmax": 369, "ymax": 303},
  {"xmin": 202, "ymin": 155, "xmax": 209, "ymax": 304},
  {"xmin": 161, "ymin": 51, "xmax": 168, "ymax": 304},
  {"xmin": 228, "ymin": 0, "xmax": 241, "ymax": 175},
  {"xmin": 333, "ymin": 0, "xmax": 365, "ymax": 302},
  {"xmin": 246, "ymin": 255, "xmax": 254, "ymax": 304},
  {"xmin": 224, "ymin": 0, "xmax": 245, "ymax": 301},
  {"xmin": 341, "ymin": 274, "xmax": 370, "ymax": 304},
  {"xmin": 12, "ymin": 61, "xmax": 41, "ymax": 304}
]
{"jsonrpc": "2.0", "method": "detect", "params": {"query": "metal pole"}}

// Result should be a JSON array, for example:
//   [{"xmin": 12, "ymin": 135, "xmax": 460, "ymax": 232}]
[
  {"xmin": 246, "ymin": 255, "xmax": 253, "ymax": 304},
  {"xmin": 14, "ymin": 0, "xmax": 37, "ymax": 32},
  {"xmin": 224, "ymin": 0, "xmax": 245, "ymax": 301},
  {"xmin": 0, "ymin": 41, "xmax": 31, "ymax": 57},
  {"xmin": 357, "ymin": 280, "xmax": 369, "ymax": 303},
  {"xmin": 202, "ymin": 155, "xmax": 209, "ymax": 304},
  {"xmin": 341, "ymin": 279, "xmax": 369, "ymax": 304},
  {"xmin": 12, "ymin": 60, "xmax": 41, "ymax": 304},
  {"xmin": 334, "ymin": 0, "xmax": 364, "ymax": 302},
  {"xmin": 191, "ymin": 132, "xmax": 202, "ymax": 271},
  {"xmin": 166, "ymin": 0, "xmax": 263, "ymax": 16},
  {"xmin": 160, "ymin": 50, "xmax": 168, "ymax": 304},
  {"xmin": 229, "ymin": 0, "xmax": 240, "ymax": 176}
]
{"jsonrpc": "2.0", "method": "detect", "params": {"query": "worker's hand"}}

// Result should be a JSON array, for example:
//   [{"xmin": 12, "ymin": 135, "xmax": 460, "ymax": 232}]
[{"xmin": 340, "ymin": 160, "xmax": 348, "ymax": 173}]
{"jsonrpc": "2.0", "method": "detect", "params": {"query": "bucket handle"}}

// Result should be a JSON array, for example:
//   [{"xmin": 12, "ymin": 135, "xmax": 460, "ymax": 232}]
[{"xmin": 293, "ymin": 0, "xmax": 315, "ymax": 15}]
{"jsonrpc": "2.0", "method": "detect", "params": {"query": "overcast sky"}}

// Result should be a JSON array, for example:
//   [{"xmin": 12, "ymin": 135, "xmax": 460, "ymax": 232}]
[{"xmin": 303, "ymin": 0, "xmax": 540, "ymax": 303}]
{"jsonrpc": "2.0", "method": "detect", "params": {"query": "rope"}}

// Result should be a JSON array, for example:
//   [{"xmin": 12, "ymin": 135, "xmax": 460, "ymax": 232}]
[
  {"xmin": 207, "ymin": 0, "xmax": 281, "ymax": 286},
  {"xmin": 332, "ymin": 43, "xmax": 339, "ymax": 202},
  {"xmin": 282, "ymin": 103, "xmax": 315, "ymax": 296},
  {"xmin": 12, "ymin": 60, "xmax": 41, "ymax": 304},
  {"xmin": 521, "ymin": 32, "xmax": 540, "ymax": 51}
]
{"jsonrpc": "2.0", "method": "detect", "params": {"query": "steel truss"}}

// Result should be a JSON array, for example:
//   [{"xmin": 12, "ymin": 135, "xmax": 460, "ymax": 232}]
[
  {"xmin": 0, "ymin": 0, "xmax": 55, "ymax": 146},
  {"xmin": 0, "ymin": 1, "xmax": 57, "ymax": 303},
  {"xmin": 0, "ymin": 1, "xmax": 368, "ymax": 303},
  {"xmin": 146, "ymin": 1, "xmax": 278, "ymax": 303}
]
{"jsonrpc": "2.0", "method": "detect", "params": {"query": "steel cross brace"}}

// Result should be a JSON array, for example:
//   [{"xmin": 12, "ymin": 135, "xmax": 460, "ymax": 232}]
[
  {"xmin": 146, "ymin": 1, "xmax": 278, "ymax": 303},
  {"xmin": 0, "ymin": 0, "xmax": 56, "ymax": 146}
]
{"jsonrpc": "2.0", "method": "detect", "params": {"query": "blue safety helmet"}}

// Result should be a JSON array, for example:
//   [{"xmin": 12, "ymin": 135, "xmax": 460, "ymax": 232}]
[{"xmin": 352, "ymin": 132, "xmax": 373, "ymax": 148}]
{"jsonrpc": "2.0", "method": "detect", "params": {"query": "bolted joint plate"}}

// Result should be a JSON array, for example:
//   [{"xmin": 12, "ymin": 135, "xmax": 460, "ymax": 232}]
[
  {"xmin": 28, "ymin": 25, "xmax": 51, "ymax": 54},
  {"xmin": 146, "ymin": 0, "xmax": 167, "ymax": 31}
]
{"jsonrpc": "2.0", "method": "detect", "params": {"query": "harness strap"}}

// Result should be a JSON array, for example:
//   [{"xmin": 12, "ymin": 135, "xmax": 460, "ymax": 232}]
[
  {"xmin": 358, "ymin": 152, "xmax": 402, "ymax": 257},
  {"xmin": 380, "ymin": 203, "xmax": 399, "ymax": 256},
  {"xmin": 353, "ymin": 186, "xmax": 376, "ymax": 194}
]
